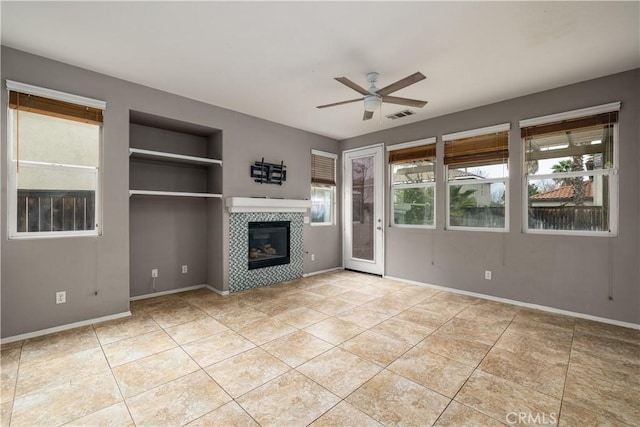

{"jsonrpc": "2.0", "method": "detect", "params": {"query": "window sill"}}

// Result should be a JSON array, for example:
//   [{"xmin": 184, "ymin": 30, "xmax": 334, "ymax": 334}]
[
  {"xmin": 391, "ymin": 224, "xmax": 435, "ymax": 229},
  {"xmin": 524, "ymin": 229, "xmax": 616, "ymax": 237},
  {"xmin": 446, "ymin": 226, "xmax": 509, "ymax": 233},
  {"xmin": 9, "ymin": 231, "xmax": 100, "ymax": 240}
]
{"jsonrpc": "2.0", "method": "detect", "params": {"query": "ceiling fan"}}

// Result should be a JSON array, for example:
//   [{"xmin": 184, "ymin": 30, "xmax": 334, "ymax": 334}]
[{"xmin": 317, "ymin": 71, "xmax": 427, "ymax": 121}]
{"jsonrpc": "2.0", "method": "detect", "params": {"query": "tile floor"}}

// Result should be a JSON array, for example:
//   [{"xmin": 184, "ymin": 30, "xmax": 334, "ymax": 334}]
[{"xmin": 1, "ymin": 270, "xmax": 639, "ymax": 426}]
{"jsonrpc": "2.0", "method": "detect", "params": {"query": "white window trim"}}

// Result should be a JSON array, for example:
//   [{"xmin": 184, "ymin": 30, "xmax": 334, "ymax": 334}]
[
  {"xmin": 310, "ymin": 184, "xmax": 335, "ymax": 227},
  {"xmin": 445, "ymin": 175, "xmax": 510, "ymax": 233},
  {"xmin": 7, "ymin": 91, "xmax": 104, "ymax": 239},
  {"xmin": 388, "ymin": 137, "xmax": 437, "ymax": 229},
  {"xmin": 6, "ymin": 80, "xmax": 106, "ymax": 110},
  {"xmin": 444, "ymin": 124, "xmax": 510, "ymax": 233},
  {"xmin": 311, "ymin": 148, "xmax": 337, "ymax": 160},
  {"xmin": 522, "ymin": 122, "xmax": 619, "ymax": 237},
  {"xmin": 443, "ymin": 123, "xmax": 510, "ymax": 142},
  {"xmin": 391, "ymin": 181, "xmax": 436, "ymax": 229},
  {"xmin": 310, "ymin": 149, "xmax": 337, "ymax": 227},
  {"xmin": 519, "ymin": 102, "xmax": 620, "ymax": 128},
  {"xmin": 387, "ymin": 137, "xmax": 436, "ymax": 151}
]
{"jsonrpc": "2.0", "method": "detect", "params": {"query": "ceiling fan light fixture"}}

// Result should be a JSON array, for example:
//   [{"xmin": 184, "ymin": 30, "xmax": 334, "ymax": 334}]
[{"xmin": 364, "ymin": 95, "xmax": 382, "ymax": 112}]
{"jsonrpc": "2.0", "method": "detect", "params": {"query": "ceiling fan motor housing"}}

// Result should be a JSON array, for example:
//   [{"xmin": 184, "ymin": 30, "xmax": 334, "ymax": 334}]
[{"xmin": 364, "ymin": 94, "xmax": 382, "ymax": 112}]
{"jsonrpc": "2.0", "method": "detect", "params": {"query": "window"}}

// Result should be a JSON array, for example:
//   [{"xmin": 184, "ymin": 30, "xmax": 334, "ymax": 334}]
[
  {"xmin": 444, "ymin": 124, "xmax": 510, "ymax": 231},
  {"xmin": 311, "ymin": 149, "xmax": 337, "ymax": 225},
  {"xmin": 388, "ymin": 138, "xmax": 436, "ymax": 228},
  {"xmin": 7, "ymin": 80, "xmax": 105, "ymax": 238},
  {"xmin": 521, "ymin": 103, "xmax": 619, "ymax": 235}
]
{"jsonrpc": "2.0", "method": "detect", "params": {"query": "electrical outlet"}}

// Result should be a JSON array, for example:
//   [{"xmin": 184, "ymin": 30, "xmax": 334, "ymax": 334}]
[
  {"xmin": 56, "ymin": 291, "xmax": 66, "ymax": 304},
  {"xmin": 152, "ymin": 269, "xmax": 158, "ymax": 278},
  {"xmin": 311, "ymin": 254, "xmax": 315, "ymax": 261},
  {"xmin": 485, "ymin": 270, "xmax": 492, "ymax": 280},
  {"xmin": 182, "ymin": 265, "xmax": 188, "ymax": 274}
]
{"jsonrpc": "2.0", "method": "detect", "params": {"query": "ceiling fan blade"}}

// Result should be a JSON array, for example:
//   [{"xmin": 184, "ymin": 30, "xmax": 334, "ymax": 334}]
[
  {"xmin": 335, "ymin": 77, "xmax": 370, "ymax": 95},
  {"xmin": 317, "ymin": 98, "xmax": 363, "ymax": 109},
  {"xmin": 376, "ymin": 72, "xmax": 426, "ymax": 96},
  {"xmin": 382, "ymin": 95, "xmax": 428, "ymax": 108},
  {"xmin": 363, "ymin": 110, "xmax": 374, "ymax": 121}
]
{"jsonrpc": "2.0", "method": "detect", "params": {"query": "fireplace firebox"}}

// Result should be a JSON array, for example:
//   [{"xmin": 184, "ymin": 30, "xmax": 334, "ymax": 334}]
[{"xmin": 248, "ymin": 221, "xmax": 291, "ymax": 270}]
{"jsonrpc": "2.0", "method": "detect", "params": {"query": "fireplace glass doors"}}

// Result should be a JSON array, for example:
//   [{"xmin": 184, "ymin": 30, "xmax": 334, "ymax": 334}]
[{"xmin": 248, "ymin": 221, "xmax": 291, "ymax": 270}]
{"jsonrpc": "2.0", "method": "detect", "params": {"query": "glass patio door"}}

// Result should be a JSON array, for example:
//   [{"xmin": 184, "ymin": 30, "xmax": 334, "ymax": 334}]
[{"xmin": 343, "ymin": 144, "xmax": 384, "ymax": 275}]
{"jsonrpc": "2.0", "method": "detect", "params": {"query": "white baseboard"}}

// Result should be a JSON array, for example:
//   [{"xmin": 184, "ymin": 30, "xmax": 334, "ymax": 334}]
[
  {"xmin": 129, "ymin": 284, "xmax": 208, "ymax": 301},
  {"xmin": 0, "ymin": 311, "xmax": 132, "ymax": 344},
  {"xmin": 384, "ymin": 275, "xmax": 640, "ymax": 330},
  {"xmin": 303, "ymin": 267, "xmax": 344, "ymax": 277},
  {"xmin": 206, "ymin": 285, "xmax": 229, "ymax": 296}
]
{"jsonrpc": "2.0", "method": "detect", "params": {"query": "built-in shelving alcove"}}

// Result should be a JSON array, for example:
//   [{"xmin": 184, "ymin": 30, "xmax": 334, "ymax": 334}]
[{"xmin": 128, "ymin": 110, "xmax": 223, "ymax": 298}]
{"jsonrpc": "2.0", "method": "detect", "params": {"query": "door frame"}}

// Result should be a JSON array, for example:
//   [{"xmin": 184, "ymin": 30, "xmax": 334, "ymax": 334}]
[{"xmin": 342, "ymin": 143, "xmax": 385, "ymax": 275}]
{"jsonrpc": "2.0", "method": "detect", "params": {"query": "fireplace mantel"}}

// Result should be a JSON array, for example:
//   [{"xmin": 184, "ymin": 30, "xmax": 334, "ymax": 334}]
[{"xmin": 226, "ymin": 197, "xmax": 311, "ymax": 213}]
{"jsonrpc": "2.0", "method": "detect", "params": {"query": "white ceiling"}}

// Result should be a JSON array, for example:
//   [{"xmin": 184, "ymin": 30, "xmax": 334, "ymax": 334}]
[{"xmin": 1, "ymin": 2, "xmax": 638, "ymax": 140}]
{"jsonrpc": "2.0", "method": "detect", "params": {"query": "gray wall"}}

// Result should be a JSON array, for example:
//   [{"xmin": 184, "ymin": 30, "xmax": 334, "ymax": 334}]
[
  {"xmin": 1, "ymin": 46, "xmax": 341, "ymax": 338},
  {"xmin": 129, "ymin": 124, "xmax": 212, "ymax": 297},
  {"xmin": 218, "ymin": 114, "xmax": 342, "ymax": 286},
  {"xmin": 129, "ymin": 198, "xmax": 208, "ymax": 297},
  {"xmin": 341, "ymin": 69, "xmax": 640, "ymax": 324}
]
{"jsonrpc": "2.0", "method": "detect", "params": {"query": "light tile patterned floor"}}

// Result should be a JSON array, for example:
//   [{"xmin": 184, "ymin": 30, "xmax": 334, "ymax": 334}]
[{"xmin": 1, "ymin": 270, "xmax": 639, "ymax": 426}]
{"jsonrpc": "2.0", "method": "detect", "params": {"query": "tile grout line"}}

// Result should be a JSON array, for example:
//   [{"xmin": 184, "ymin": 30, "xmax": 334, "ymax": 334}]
[
  {"xmin": 232, "ymin": 283, "xmax": 413, "ymax": 425},
  {"xmin": 94, "ymin": 320, "xmax": 145, "ymax": 426},
  {"xmin": 8, "ymin": 274, "xmax": 635, "ymax": 426},
  {"xmin": 294, "ymin": 291, "xmax": 457, "ymax": 426},
  {"xmin": 117, "ymin": 301, "xmax": 236, "ymax": 426},
  {"xmin": 380, "ymin": 301, "xmax": 487, "ymax": 426},
  {"xmin": 6, "ymin": 340, "xmax": 24, "ymax": 427},
  {"xmin": 555, "ymin": 320, "xmax": 578, "ymax": 425},
  {"xmin": 431, "ymin": 311, "xmax": 518, "ymax": 426}
]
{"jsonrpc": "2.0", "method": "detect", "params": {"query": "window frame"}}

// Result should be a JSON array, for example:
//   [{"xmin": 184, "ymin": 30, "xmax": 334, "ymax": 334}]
[
  {"xmin": 310, "ymin": 149, "xmax": 337, "ymax": 227},
  {"xmin": 388, "ymin": 137, "xmax": 436, "ymax": 229},
  {"xmin": 521, "ymin": 103, "xmax": 620, "ymax": 237},
  {"xmin": 6, "ymin": 80, "xmax": 105, "ymax": 239},
  {"xmin": 310, "ymin": 184, "xmax": 335, "ymax": 226},
  {"xmin": 443, "ymin": 123, "xmax": 510, "ymax": 233}
]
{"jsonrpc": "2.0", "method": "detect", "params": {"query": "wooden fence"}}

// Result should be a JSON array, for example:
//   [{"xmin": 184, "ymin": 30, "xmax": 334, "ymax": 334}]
[
  {"xmin": 450, "ymin": 206, "xmax": 606, "ymax": 231},
  {"xmin": 17, "ymin": 190, "xmax": 95, "ymax": 233},
  {"xmin": 528, "ymin": 206, "xmax": 607, "ymax": 231}
]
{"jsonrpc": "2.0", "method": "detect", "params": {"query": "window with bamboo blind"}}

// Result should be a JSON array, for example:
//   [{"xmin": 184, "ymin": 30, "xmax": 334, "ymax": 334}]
[
  {"xmin": 521, "ymin": 103, "xmax": 619, "ymax": 235},
  {"xmin": 311, "ymin": 149, "xmax": 337, "ymax": 225},
  {"xmin": 7, "ymin": 81, "xmax": 105, "ymax": 237},
  {"xmin": 388, "ymin": 138, "xmax": 436, "ymax": 228},
  {"xmin": 443, "ymin": 124, "xmax": 510, "ymax": 231}
]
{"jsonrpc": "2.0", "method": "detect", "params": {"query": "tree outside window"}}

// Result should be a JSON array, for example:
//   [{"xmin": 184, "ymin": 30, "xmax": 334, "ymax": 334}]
[
  {"xmin": 388, "ymin": 140, "xmax": 436, "ymax": 228},
  {"xmin": 523, "ymin": 108, "xmax": 618, "ymax": 234}
]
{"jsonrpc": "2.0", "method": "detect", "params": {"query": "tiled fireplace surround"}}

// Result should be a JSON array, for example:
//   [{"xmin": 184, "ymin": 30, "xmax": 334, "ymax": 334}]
[{"xmin": 227, "ymin": 198, "xmax": 310, "ymax": 293}]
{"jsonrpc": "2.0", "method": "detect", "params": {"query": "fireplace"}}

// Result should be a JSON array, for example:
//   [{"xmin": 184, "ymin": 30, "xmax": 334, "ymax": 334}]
[
  {"xmin": 227, "ymin": 198, "xmax": 308, "ymax": 292},
  {"xmin": 248, "ymin": 221, "xmax": 291, "ymax": 270}
]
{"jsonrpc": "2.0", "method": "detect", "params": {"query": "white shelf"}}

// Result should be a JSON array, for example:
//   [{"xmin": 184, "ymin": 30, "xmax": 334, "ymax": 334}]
[
  {"xmin": 129, "ymin": 190, "xmax": 223, "ymax": 198},
  {"xmin": 129, "ymin": 148, "xmax": 222, "ymax": 166}
]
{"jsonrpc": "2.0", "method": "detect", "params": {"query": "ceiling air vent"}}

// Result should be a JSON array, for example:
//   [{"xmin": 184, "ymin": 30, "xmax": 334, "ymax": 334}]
[{"xmin": 385, "ymin": 109, "xmax": 416, "ymax": 120}]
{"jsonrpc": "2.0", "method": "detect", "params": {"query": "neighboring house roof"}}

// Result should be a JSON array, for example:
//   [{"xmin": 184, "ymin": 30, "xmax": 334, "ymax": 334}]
[
  {"xmin": 450, "ymin": 169, "xmax": 483, "ymax": 180},
  {"xmin": 531, "ymin": 181, "xmax": 593, "ymax": 201}
]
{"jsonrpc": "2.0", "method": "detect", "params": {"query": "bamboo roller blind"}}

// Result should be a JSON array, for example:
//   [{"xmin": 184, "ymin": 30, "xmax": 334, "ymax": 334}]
[
  {"xmin": 520, "ymin": 111, "xmax": 618, "ymax": 139},
  {"xmin": 9, "ymin": 91, "xmax": 103, "ymax": 125},
  {"xmin": 388, "ymin": 144, "xmax": 436, "ymax": 164},
  {"xmin": 444, "ymin": 131, "xmax": 509, "ymax": 167},
  {"xmin": 311, "ymin": 153, "xmax": 336, "ymax": 185}
]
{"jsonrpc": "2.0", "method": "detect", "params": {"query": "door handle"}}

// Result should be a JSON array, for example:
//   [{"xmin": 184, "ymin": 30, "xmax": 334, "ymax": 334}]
[{"xmin": 377, "ymin": 226, "xmax": 382, "ymax": 230}]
